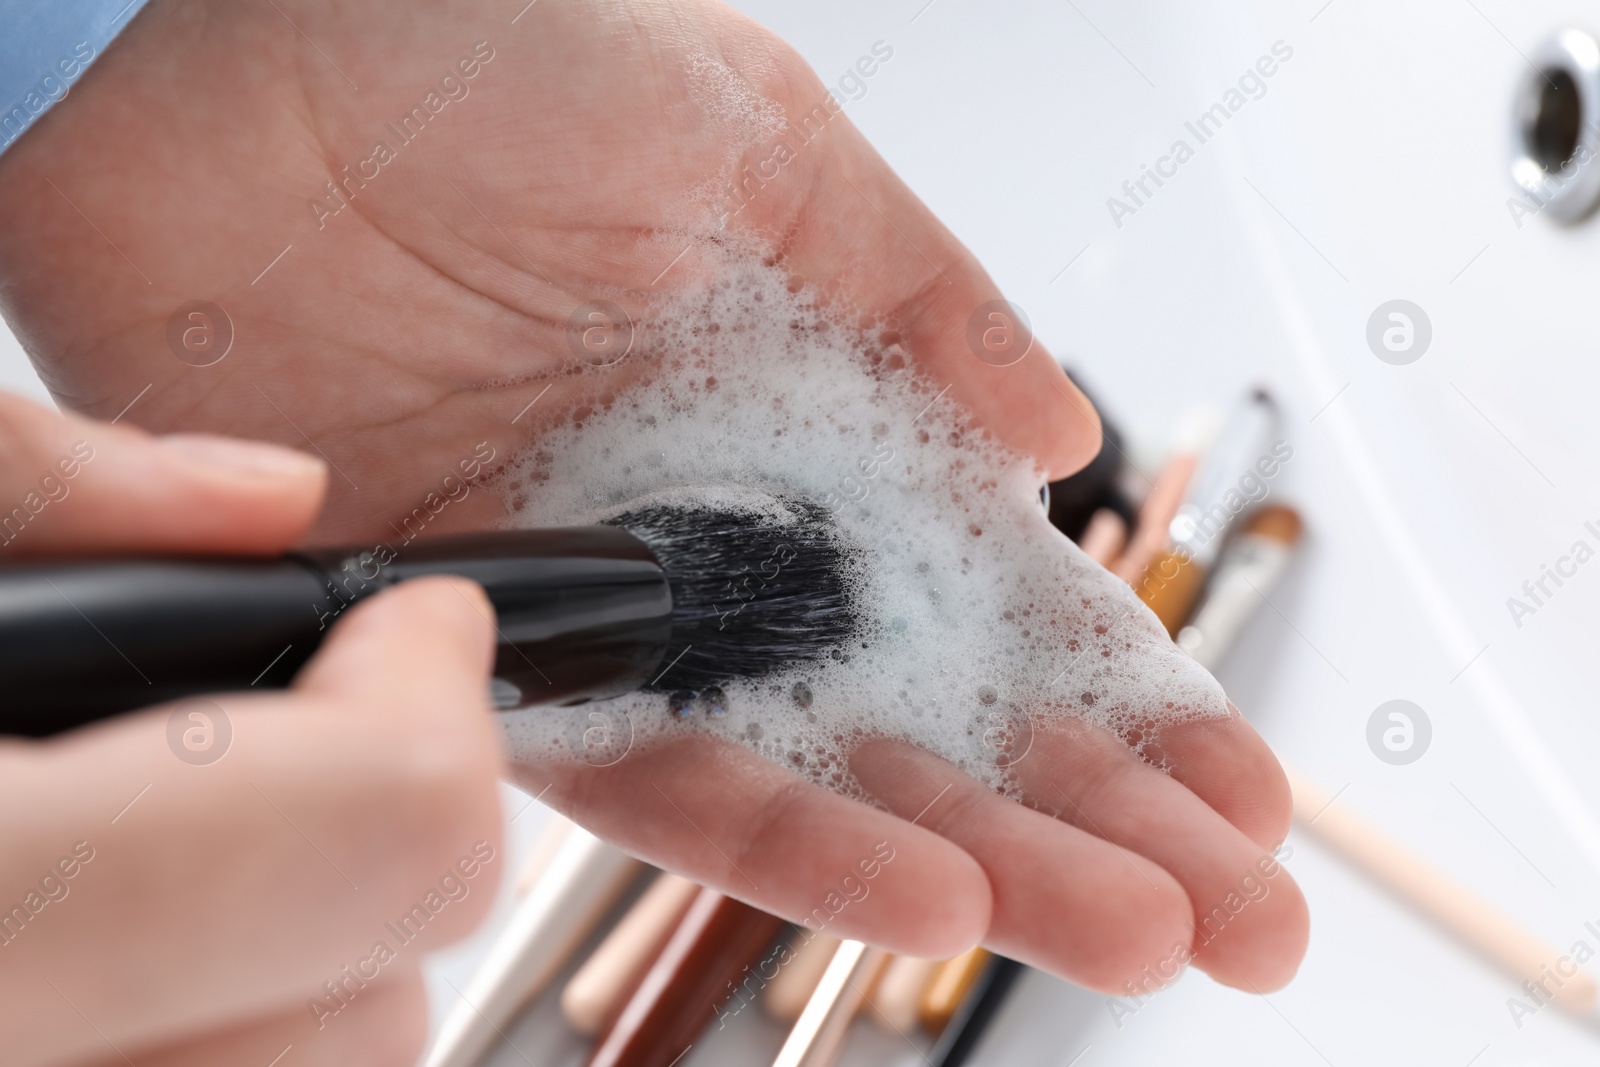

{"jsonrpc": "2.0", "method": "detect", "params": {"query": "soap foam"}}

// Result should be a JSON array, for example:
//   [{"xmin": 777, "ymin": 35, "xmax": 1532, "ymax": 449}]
[{"xmin": 497, "ymin": 253, "xmax": 1228, "ymax": 799}]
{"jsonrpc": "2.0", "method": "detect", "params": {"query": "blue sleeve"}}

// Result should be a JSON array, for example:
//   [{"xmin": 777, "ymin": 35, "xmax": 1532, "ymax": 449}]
[{"xmin": 1, "ymin": 0, "xmax": 151, "ymax": 156}]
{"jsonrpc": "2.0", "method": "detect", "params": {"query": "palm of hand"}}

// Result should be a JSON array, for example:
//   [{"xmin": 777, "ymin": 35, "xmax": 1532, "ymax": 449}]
[
  {"xmin": 1, "ymin": 0, "xmax": 1085, "ymax": 538},
  {"xmin": 0, "ymin": 0, "xmax": 1305, "ymax": 994}
]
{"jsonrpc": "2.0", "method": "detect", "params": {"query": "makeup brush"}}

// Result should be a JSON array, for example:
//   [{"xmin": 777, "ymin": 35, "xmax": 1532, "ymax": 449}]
[
  {"xmin": 0, "ymin": 498, "xmax": 854, "ymax": 735},
  {"xmin": 1176, "ymin": 504, "xmax": 1304, "ymax": 668},
  {"xmin": 560, "ymin": 870, "xmax": 700, "ymax": 1035},
  {"xmin": 765, "ymin": 933, "xmax": 843, "ymax": 1023},
  {"xmin": 771, "ymin": 940, "xmax": 891, "ymax": 1067},
  {"xmin": 516, "ymin": 814, "xmax": 574, "ymax": 895},
  {"xmin": 868, "ymin": 955, "xmax": 941, "ymax": 1034},
  {"xmin": 1285, "ymin": 771, "xmax": 1600, "ymax": 1019},
  {"xmin": 585, "ymin": 887, "xmax": 787, "ymax": 1067},
  {"xmin": 918, "ymin": 948, "xmax": 991, "ymax": 1035},
  {"xmin": 424, "ymin": 827, "xmax": 641, "ymax": 1067},
  {"xmin": 1137, "ymin": 390, "xmax": 1280, "ymax": 634},
  {"xmin": 925, "ymin": 956, "xmax": 1023, "ymax": 1067}
]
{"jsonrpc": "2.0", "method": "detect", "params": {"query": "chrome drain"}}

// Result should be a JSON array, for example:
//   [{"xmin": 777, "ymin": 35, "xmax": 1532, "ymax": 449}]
[{"xmin": 1510, "ymin": 29, "xmax": 1600, "ymax": 223}]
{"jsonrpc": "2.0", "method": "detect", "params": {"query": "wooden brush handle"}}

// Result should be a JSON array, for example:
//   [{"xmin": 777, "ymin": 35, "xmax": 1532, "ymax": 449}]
[{"xmin": 586, "ymin": 888, "xmax": 786, "ymax": 1067}]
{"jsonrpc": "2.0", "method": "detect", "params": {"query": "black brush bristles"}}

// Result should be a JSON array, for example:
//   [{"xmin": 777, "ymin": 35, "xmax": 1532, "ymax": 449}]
[{"xmin": 607, "ymin": 498, "xmax": 856, "ymax": 692}]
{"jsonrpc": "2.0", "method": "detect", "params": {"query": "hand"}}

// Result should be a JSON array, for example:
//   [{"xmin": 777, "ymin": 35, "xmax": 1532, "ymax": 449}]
[
  {"xmin": 0, "ymin": 393, "xmax": 507, "ymax": 1067},
  {"xmin": 0, "ymin": 0, "xmax": 1306, "ymax": 998}
]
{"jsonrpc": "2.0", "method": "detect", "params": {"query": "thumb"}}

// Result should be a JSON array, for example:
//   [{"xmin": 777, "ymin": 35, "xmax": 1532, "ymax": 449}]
[
  {"xmin": 294, "ymin": 576, "xmax": 499, "ymax": 717},
  {"xmin": 0, "ymin": 391, "xmax": 326, "ymax": 557}
]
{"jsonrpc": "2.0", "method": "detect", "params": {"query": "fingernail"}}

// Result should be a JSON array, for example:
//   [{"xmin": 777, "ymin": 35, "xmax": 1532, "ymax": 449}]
[{"xmin": 158, "ymin": 433, "xmax": 327, "ymax": 480}]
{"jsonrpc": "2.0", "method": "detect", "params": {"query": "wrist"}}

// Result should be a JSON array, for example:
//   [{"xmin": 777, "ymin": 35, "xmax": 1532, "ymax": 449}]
[{"xmin": 0, "ymin": 0, "xmax": 296, "ymax": 418}]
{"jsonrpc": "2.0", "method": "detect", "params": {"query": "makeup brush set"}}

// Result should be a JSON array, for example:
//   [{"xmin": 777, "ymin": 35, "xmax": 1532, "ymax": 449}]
[{"xmin": 424, "ymin": 818, "xmax": 1025, "ymax": 1067}]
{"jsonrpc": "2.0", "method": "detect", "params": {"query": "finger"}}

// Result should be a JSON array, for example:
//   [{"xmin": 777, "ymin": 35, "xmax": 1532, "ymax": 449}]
[
  {"xmin": 517, "ymin": 737, "xmax": 991, "ymax": 960},
  {"xmin": 1139, "ymin": 704, "xmax": 1294, "ymax": 852},
  {"xmin": 818, "ymin": 147, "xmax": 1099, "ymax": 479},
  {"xmin": 92, "ymin": 971, "xmax": 429, "ymax": 1067},
  {"xmin": 849, "ymin": 738, "xmax": 1194, "ymax": 994},
  {"xmin": 295, "ymin": 575, "xmax": 498, "ymax": 717},
  {"xmin": 283, "ymin": 578, "xmax": 506, "ymax": 939},
  {"xmin": 3, "ymin": 580, "xmax": 505, "ymax": 1066},
  {"xmin": 0, "ymin": 391, "xmax": 326, "ymax": 557},
  {"xmin": 1015, "ymin": 718, "xmax": 1309, "ymax": 992},
  {"xmin": 720, "ymin": 42, "xmax": 1099, "ymax": 480},
  {"xmin": 897, "ymin": 265, "xmax": 1101, "ymax": 481}
]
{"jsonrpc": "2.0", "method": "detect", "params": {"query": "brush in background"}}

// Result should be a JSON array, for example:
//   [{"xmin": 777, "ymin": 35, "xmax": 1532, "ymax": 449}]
[
  {"xmin": 770, "ymin": 945, "xmax": 1018, "ymax": 1067},
  {"xmin": 867, "ymin": 955, "xmax": 943, "ymax": 1034},
  {"xmin": 1045, "ymin": 371, "xmax": 1138, "ymax": 545},
  {"xmin": 561, "ymin": 871, "xmax": 700, "ymax": 1035},
  {"xmin": 764, "ymin": 933, "xmax": 844, "ymax": 1023},
  {"xmin": 1176, "ymin": 504, "xmax": 1303, "ymax": 669},
  {"xmin": 925, "ymin": 955, "xmax": 1024, "ymax": 1067},
  {"xmin": 1076, "ymin": 509, "xmax": 1128, "ymax": 566},
  {"xmin": 586, "ymin": 887, "xmax": 787, "ymax": 1067},
  {"xmin": 0, "ymin": 497, "xmax": 855, "ymax": 734},
  {"xmin": 515, "ymin": 815, "xmax": 574, "ymax": 895},
  {"xmin": 1137, "ymin": 390, "xmax": 1280, "ymax": 633},
  {"xmin": 918, "ymin": 947, "xmax": 992, "ymax": 1035},
  {"xmin": 1286, "ymin": 771, "xmax": 1599, "ymax": 1017},
  {"xmin": 1040, "ymin": 374, "xmax": 1210, "ymax": 578},
  {"xmin": 426, "ymin": 827, "xmax": 641, "ymax": 1067},
  {"xmin": 1107, "ymin": 404, "xmax": 1224, "ymax": 586},
  {"xmin": 1110, "ymin": 441, "xmax": 1200, "ymax": 588},
  {"xmin": 771, "ymin": 940, "xmax": 891, "ymax": 1067}
]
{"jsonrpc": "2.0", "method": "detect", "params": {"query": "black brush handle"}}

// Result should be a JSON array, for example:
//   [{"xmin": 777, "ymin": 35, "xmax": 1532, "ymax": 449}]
[
  {"xmin": 928, "ymin": 956, "xmax": 1024, "ymax": 1067},
  {"xmin": 0, "ymin": 528, "xmax": 672, "ymax": 737}
]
